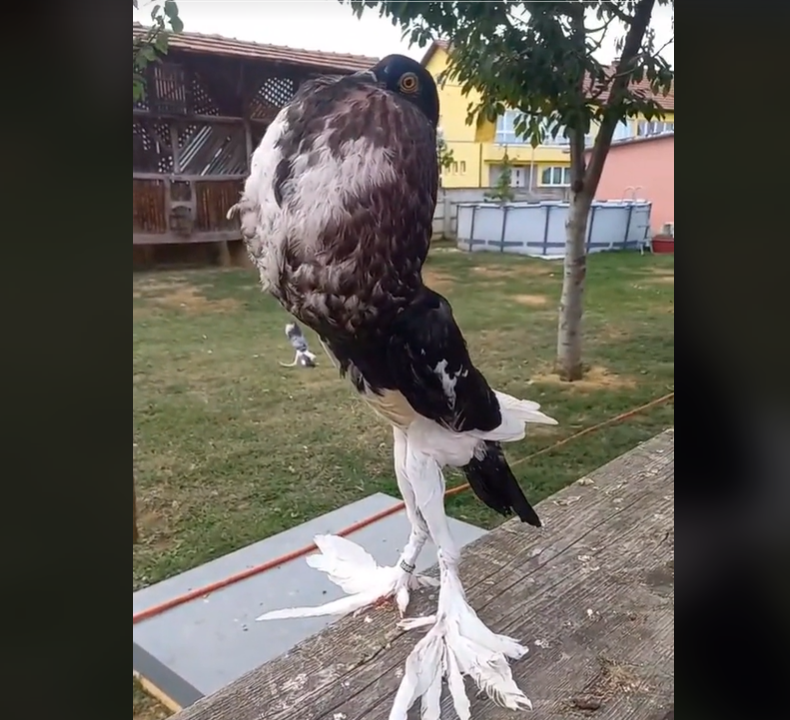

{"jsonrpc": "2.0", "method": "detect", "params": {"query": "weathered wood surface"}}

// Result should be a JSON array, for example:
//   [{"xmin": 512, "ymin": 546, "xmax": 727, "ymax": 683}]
[{"xmin": 174, "ymin": 429, "xmax": 674, "ymax": 720}]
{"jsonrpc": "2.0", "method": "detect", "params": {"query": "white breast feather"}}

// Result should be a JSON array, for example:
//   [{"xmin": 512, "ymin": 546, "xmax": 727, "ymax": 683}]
[{"xmin": 230, "ymin": 101, "xmax": 398, "ymax": 291}]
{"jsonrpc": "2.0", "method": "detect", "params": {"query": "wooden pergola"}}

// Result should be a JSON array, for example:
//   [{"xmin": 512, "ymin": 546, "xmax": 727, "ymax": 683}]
[
  {"xmin": 132, "ymin": 24, "xmax": 377, "ymax": 264},
  {"xmin": 132, "ymin": 26, "xmax": 377, "ymax": 539}
]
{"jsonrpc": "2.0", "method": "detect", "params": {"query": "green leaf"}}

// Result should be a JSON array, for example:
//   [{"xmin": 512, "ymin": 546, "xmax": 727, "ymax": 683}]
[
  {"xmin": 139, "ymin": 45, "xmax": 157, "ymax": 63},
  {"xmin": 163, "ymin": 0, "xmax": 179, "ymax": 19},
  {"xmin": 154, "ymin": 33, "xmax": 169, "ymax": 53}
]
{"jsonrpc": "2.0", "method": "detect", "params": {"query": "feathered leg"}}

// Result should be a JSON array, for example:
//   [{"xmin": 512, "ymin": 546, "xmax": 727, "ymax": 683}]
[
  {"xmin": 388, "ymin": 446, "xmax": 532, "ymax": 720},
  {"xmin": 256, "ymin": 428, "xmax": 436, "ymax": 622},
  {"xmin": 382, "ymin": 427, "xmax": 433, "ymax": 615}
]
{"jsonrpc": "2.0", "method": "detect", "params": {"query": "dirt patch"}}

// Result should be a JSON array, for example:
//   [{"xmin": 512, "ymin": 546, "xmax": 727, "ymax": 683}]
[
  {"xmin": 423, "ymin": 268, "xmax": 456, "ymax": 290},
  {"xmin": 511, "ymin": 293, "xmax": 549, "ymax": 307},
  {"xmin": 134, "ymin": 279, "xmax": 243, "ymax": 314},
  {"xmin": 133, "ymin": 306, "xmax": 155, "ymax": 320},
  {"xmin": 642, "ymin": 267, "xmax": 674, "ymax": 285},
  {"xmin": 647, "ymin": 275, "xmax": 674, "ymax": 285},
  {"xmin": 133, "ymin": 680, "xmax": 171, "ymax": 720},
  {"xmin": 472, "ymin": 263, "xmax": 554, "ymax": 280},
  {"xmin": 530, "ymin": 364, "xmax": 637, "ymax": 391},
  {"xmin": 154, "ymin": 286, "xmax": 241, "ymax": 313},
  {"xmin": 135, "ymin": 278, "xmax": 190, "ymax": 294},
  {"xmin": 599, "ymin": 324, "xmax": 631, "ymax": 341},
  {"xmin": 528, "ymin": 423, "xmax": 562, "ymax": 438}
]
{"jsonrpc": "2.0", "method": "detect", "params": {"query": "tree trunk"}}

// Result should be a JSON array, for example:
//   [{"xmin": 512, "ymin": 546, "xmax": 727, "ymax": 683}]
[{"xmin": 556, "ymin": 190, "xmax": 593, "ymax": 381}]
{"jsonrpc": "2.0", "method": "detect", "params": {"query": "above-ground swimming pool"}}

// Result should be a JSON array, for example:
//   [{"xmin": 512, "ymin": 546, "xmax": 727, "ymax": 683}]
[{"xmin": 456, "ymin": 199, "xmax": 652, "ymax": 258}]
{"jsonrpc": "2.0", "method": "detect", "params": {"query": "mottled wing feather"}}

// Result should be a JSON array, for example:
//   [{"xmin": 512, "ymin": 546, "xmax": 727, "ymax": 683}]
[
  {"xmin": 264, "ymin": 74, "xmax": 438, "ymax": 331},
  {"xmin": 386, "ymin": 289, "xmax": 502, "ymax": 434}
]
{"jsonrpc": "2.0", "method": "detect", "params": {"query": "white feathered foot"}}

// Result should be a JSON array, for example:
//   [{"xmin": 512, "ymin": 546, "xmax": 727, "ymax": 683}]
[
  {"xmin": 390, "ymin": 559, "xmax": 531, "ymax": 720},
  {"xmin": 257, "ymin": 427, "xmax": 438, "ymax": 622},
  {"xmin": 256, "ymin": 534, "xmax": 437, "ymax": 621},
  {"xmin": 388, "ymin": 445, "xmax": 535, "ymax": 719}
]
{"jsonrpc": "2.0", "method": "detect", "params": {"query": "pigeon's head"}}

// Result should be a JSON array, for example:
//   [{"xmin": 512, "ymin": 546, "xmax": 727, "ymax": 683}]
[{"xmin": 369, "ymin": 54, "xmax": 439, "ymax": 128}]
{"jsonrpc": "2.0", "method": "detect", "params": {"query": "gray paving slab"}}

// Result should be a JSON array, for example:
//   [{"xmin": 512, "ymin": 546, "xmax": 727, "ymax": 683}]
[{"xmin": 133, "ymin": 493, "xmax": 487, "ymax": 705}]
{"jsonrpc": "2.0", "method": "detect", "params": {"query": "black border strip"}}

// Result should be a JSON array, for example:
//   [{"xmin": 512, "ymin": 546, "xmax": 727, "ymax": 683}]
[{"xmin": 133, "ymin": 641, "xmax": 204, "ymax": 709}]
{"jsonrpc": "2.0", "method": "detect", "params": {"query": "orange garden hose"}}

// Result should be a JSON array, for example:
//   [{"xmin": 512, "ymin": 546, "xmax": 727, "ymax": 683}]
[{"xmin": 133, "ymin": 391, "xmax": 674, "ymax": 625}]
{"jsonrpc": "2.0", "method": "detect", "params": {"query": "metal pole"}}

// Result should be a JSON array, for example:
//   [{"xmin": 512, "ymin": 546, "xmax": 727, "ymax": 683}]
[
  {"xmin": 541, "ymin": 204, "xmax": 552, "ymax": 256},
  {"xmin": 469, "ymin": 206, "xmax": 477, "ymax": 252},
  {"xmin": 623, "ymin": 203, "xmax": 634, "ymax": 249},
  {"xmin": 500, "ymin": 205, "xmax": 510, "ymax": 252},
  {"xmin": 587, "ymin": 204, "xmax": 597, "ymax": 252}
]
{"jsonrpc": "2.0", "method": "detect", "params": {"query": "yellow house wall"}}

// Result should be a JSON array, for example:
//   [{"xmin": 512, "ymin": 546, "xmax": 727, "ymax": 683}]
[{"xmin": 426, "ymin": 46, "xmax": 674, "ymax": 189}]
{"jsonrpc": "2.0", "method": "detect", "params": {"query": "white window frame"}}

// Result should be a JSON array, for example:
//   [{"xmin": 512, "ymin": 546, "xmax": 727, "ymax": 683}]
[
  {"xmin": 612, "ymin": 119, "xmax": 636, "ymax": 141},
  {"xmin": 637, "ymin": 120, "xmax": 674, "ymax": 137},
  {"xmin": 540, "ymin": 165, "xmax": 571, "ymax": 187},
  {"xmin": 495, "ymin": 110, "xmax": 595, "ymax": 147},
  {"xmin": 495, "ymin": 110, "xmax": 530, "ymax": 145}
]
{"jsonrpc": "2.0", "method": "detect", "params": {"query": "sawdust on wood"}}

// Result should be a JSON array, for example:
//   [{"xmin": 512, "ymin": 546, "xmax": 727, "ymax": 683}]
[
  {"xmin": 511, "ymin": 293, "xmax": 550, "ymax": 307},
  {"xmin": 591, "ymin": 655, "xmax": 647, "ymax": 698},
  {"xmin": 530, "ymin": 365, "xmax": 637, "ymax": 391},
  {"xmin": 570, "ymin": 656, "xmax": 647, "ymax": 713}
]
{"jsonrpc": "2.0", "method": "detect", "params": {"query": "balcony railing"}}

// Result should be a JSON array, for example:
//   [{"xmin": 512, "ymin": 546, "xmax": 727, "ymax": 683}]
[{"xmin": 494, "ymin": 133, "xmax": 594, "ymax": 148}]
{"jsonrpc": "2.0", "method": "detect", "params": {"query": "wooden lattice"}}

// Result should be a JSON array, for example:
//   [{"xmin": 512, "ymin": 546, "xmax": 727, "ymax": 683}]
[
  {"xmin": 151, "ymin": 62, "xmax": 187, "ymax": 114},
  {"xmin": 248, "ymin": 76, "xmax": 296, "ymax": 121},
  {"xmin": 133, "ymin": 179, "xmax": 167, "ymax": 233},
  {"xmin": 190, "ymin": 72, "xmax": 220, "ymax": 116},
  {"xmin": 195, "ymin": 180, "xmax": 245, "ymax": 232},
  {"xmin": 133, "ymin": 119, "xmax": 174, "ymax": 173},
  {"xmin": 177, "ymin": 123, "xmax": 247, "ymax": 176}
]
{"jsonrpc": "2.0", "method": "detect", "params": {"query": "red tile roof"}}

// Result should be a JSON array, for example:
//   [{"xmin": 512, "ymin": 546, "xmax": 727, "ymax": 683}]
[
  {"xmin": 133, "ymin": 24, "xmax": 378, "ymax": 73},
  {"xmin": 589, "ymin": 69, "xmax": 674, "ymax": 111}
]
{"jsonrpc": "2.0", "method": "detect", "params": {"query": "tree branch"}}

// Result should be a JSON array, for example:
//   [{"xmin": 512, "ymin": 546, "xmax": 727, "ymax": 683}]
[
  {"xmin": 607, "ymin": 4, "xmax": 635, "ymax": 25},
  {"xmin": 568, "ymin": 1, "xmax": 588, "ymax": 192},
  {"xmin": 585, "ymin": 0, "xmax": 657, "ymax": 194}
]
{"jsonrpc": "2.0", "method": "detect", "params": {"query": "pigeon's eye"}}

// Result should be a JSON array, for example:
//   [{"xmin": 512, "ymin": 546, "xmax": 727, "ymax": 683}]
[{"xmin": 399, "ymin": 72, "xmax": 419, "ymax": 93}]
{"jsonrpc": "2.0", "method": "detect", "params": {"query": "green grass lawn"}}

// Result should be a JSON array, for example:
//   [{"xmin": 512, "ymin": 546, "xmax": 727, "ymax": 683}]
[{"xmin": 132, "ymin": 247, "xmax": 673, "ymax": 717}]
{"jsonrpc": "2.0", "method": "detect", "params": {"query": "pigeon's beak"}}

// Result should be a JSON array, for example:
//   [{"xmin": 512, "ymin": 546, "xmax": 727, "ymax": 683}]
[
  {"xmin": 365, "ymin": 62, "xmax": 388, "ymax": 89},
  {"xmin": 357, "ymin": 69, "xmax": 384, "ymax": 88}
]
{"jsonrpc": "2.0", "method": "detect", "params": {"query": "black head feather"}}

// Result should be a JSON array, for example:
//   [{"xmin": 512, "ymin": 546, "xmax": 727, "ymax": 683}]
[{"xmin": 369, "ymin": 54, "xmax": 439, "ymax": 127}]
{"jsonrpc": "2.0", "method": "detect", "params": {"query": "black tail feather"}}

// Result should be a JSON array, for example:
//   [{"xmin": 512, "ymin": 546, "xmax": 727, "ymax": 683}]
[{"xmin": 461, "ymin": 441, "xmax": 541, "ymax": 527}]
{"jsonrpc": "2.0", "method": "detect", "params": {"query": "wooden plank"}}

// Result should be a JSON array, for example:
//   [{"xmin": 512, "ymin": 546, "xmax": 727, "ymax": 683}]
[
  {"xmin": 133, "ymin": 172, "xmax": 248, "ymax": 182},
  {"xmin": 173, "ymin": 429, "xmax": 674, "ymax": 720},
  {"xmin": 133, "ymin": 231, "xmax": 242, "ymax": 245},
  {"xmin": 133, "ymin": 109, "xmax": 267, "ymax": 125}
]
